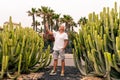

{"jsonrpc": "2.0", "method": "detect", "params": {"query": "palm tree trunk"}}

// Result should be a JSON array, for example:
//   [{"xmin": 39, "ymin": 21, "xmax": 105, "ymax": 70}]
[
  {"xmin": 65, "ymin": 22, "xmax": 69, "ymax": 32},
  {"xmin": 44, "ymin": 15, "xmax": 46, "ymax": 33},
  {"xmin": 72, "ymin": 26, "xmax": 74, "ymax": 31},
  {"xmin": 68, "ymin": 24, "xmax": 70, "ymax": 31},
  {"xmin": 50, "ymin": 19, "xmax": 54, "ymax": 31},
  {"xmin": 47, "ymin": 16, "xmax": 51, "ymax": 31},
  {"xmin": 56, "ymin": 20, "xmax": 59, "ymax": 30},
  {"xmin": 32, "ymin": 15, "xmax": 35, "ymax": 31},
  {"xmin": 35, "ymin": 23, "xmax": 37, "ymax": 32}
]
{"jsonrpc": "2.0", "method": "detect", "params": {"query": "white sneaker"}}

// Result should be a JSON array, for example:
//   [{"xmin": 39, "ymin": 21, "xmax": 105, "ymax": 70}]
[
  {"xmin": 49, "ymin": 70, "xmax": 57, "ymax": 75},
  {"xmin": 60, "ymin": 73, "xmax": 64, "ymax": 76}
]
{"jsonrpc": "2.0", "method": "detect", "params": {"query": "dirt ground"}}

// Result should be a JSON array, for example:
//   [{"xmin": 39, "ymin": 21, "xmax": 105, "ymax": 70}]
[{"xmin": 81, "ymin": 77, "xmax": 103, "ymax": 80}]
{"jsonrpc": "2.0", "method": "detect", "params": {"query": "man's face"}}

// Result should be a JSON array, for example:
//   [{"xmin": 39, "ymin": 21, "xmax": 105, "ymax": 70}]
[{"xmin": 59, "ymin": 26, "xmax": 64, "ymax": 32}]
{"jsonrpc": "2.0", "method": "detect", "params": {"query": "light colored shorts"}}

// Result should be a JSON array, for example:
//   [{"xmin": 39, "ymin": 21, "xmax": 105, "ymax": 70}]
[{"xmin": 53, "ymin": 49, "xmax": 65, "ymax": 60}]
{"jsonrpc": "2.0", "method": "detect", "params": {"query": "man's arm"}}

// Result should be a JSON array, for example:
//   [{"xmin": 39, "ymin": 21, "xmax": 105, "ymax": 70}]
[
  {"xmin": 45, "ymin": 23, "xmax": 53, "ymax": 35},
  {"xmin": 63, "ymin": 39, "xmax": 69, "ymax": 50}
]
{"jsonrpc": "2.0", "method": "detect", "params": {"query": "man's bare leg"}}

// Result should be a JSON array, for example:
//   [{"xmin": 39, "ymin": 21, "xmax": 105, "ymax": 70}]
[
  {"xmin": 53, "ymin": 59, "xmax": 58, "ymax": 72},
  {"xmin": 61, "ymin": 59, "xmax": 65, "ymax": 74}
]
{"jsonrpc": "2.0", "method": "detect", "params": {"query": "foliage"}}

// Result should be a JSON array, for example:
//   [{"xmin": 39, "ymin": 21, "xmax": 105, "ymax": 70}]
[
  {"xmin": 78, "ymin": 17, "xmax": 88, "ymax": 26},
  {"xmin": 27, "ymin": 6, "xmax": 78, "ymax": 33},
  {"xmin": 43, "ymin": 32, "xmax": 54, "ymax": 51},
  {"xmin": 73, "ymin": 2, "xmax": 120, "ymax": 80},
  {"xmin": 0, "ymin": 17, "xmax": 52, "ymax": 79},
  {"xmin": 67, "ymin": 31, "xmax": 77, "ymax": 48}
]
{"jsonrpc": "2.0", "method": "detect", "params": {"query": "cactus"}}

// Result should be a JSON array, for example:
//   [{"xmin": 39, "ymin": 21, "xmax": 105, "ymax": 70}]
[
  {"xmin": 0, "ymin": 17, "xmax": 52, "ymax": 79},
  {"xmin": 73, "ymin": 2, "xmax": 120, "ymax": 79}
]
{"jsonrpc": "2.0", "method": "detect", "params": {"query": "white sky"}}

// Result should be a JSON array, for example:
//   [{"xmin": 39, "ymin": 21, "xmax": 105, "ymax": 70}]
[{"xmin": 0, "ymin": 0, "xmax": 120, "ymax": 27}]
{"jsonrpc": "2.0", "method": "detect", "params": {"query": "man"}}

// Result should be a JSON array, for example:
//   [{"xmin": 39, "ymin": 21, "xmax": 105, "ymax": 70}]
[{"xmin": 45, "ymin": 23, "xmax": 68, "ymax": 76}]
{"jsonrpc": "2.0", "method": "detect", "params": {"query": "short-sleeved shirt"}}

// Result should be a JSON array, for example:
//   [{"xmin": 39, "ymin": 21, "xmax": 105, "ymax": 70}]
[{"xmin": 53, "ymin": 31, "xmax": 68, "ymax": 50}]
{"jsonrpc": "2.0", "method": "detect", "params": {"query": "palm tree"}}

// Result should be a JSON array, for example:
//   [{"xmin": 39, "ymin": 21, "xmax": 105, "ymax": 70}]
[
  {"xmin": 37, "ymin": 6, "xmax": 47, "ymax": 33},
  {"xmin": 47, "ymin": 8, "xmax": 54, "ymax": 31},
  {"xmin": 31, "ymin": 20, "xmax": 40, "ymax": 32},
  {"xmin": 78, "ymin": 17, "xmax": 88, "ymax": 26},
  {"xmin": 60, "ymin": 15, "xmax": 74, "ymax": 32},
  {"xmin": 52, "ymin": 13, "xmax": 60, "ymax": 30},
  {"xmin": 37, "ymin": 6, "xmax": 54, "ymax": 32},
  {"xmin": 27, "ymin": 8, "xmax": 37, "ymax": 30},
  {"xmin": 70, "ymin": 21, "xmax": 77, "ymax": 31}
]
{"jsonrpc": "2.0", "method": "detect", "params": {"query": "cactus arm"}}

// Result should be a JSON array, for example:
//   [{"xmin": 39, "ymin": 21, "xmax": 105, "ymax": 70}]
[
  {"xmin": 7, "ymin": 54, "xmax": 22, "ymax": 79},
  {"xmin": 112, "ymin": 54, "xmax": 120, "ymax": 72}
]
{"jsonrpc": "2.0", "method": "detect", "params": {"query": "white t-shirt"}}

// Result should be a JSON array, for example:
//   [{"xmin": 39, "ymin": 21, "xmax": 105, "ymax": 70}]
[{"xmin": 53, "ymin": 31, "xmax": 68, "ymax": 50}]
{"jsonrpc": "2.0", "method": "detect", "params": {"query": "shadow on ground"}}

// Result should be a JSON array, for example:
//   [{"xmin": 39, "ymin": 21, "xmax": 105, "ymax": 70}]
[{"xmin": 38, "ymin": 66, "xmax": 81, "ymax": 80}]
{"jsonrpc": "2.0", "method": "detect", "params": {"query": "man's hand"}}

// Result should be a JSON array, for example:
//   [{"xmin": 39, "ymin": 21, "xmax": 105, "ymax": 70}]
[
  {"xmin": 62, "ymin": 40, "xmax": 68, "ymax": 50},
  {"xmin": 62, "ymin": 48, "xmax": 65, "ymax": 51},
  {"xmin": 45, "ymin": 23, "xmax": 49, "ymax": 30}
]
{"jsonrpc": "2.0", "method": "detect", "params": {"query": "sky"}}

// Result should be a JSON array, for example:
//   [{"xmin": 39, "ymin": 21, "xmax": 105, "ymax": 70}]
[{"xmin": 0, "ymin": 0, "xmax": 120, "ymax": 27}]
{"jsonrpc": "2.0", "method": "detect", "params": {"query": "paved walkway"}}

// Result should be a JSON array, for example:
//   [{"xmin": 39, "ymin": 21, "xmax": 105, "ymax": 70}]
[
  {"xmin": 50, "ymin": 54, "xmax": 75, "ymax": 66},
  {"xmin": 38, "ymin": 53, "xmax": 81, "ymax": 80}
]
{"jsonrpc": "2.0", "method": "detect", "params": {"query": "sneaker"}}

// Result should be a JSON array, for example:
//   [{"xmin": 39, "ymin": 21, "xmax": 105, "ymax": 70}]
[
  {"xmin": 49, "ymin": 70, "xmax": 57, "ymax": 75},
  {"xmin": 60, "ymin": 73, "xmax": 64, "ymax": 76}
]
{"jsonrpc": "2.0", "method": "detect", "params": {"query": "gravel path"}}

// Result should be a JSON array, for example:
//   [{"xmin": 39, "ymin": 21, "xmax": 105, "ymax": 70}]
[
  {"xmin": 17, "ymin": 54, "xmax": 81, "ymax": 80},
  {"xmin": 38, "ymin": 66, "xmax": 81, "ymax": 80},
  {"xmin": 17, "ymin": 54, "xmax": 102, "ymax": 80},
  {"xmin": 39, "ymin": 54, "xmax": 81, "ymax": 80}
]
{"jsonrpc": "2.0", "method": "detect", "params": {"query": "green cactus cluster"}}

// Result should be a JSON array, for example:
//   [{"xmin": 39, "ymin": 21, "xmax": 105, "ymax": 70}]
[
  {"xmin": 0, "ymin": 17, "xmax": 52, "ymax": 79},
  {"xmin": 73, "ymin": 2, "xmax": 120, "ymax": 80}
]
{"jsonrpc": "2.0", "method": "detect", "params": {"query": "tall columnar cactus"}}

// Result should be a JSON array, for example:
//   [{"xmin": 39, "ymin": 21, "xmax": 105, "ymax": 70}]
[
  {"xmin": 73, "ymin": 2, "xmax": 120, "ymax": 80},
  {"xmin": 0, "ymin": 17, "xmax": 52, "ymax": 79}
]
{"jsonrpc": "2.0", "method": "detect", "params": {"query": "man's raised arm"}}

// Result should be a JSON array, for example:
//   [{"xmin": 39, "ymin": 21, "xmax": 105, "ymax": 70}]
[{"xmin": 45, "ymin": 23, "xmax": 53, "ymax": 35}]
